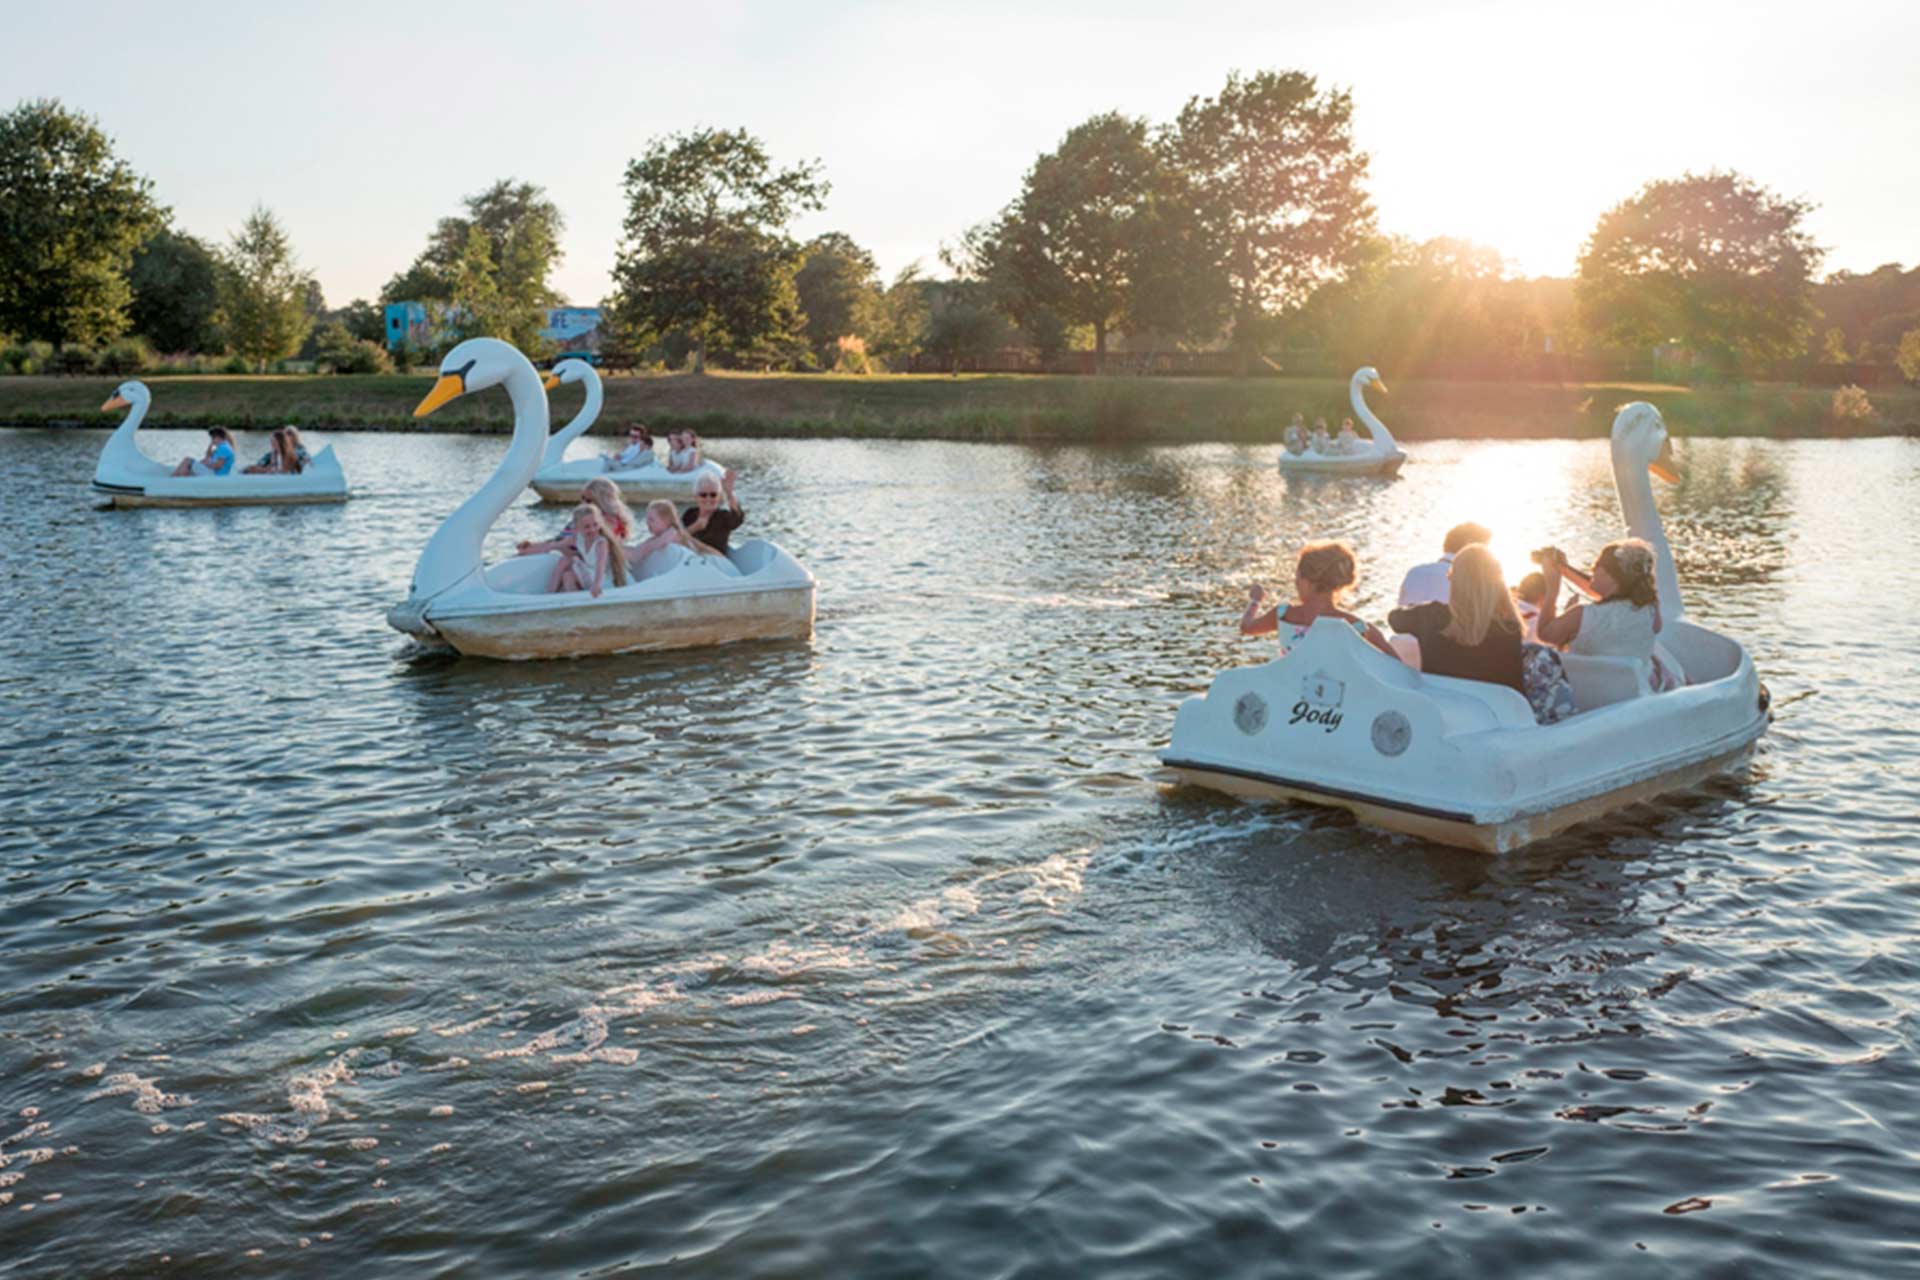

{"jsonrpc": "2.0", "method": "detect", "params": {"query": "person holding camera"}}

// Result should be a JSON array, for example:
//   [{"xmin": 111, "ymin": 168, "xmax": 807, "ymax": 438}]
[{"xmin": 1533, "ymin": 538, "xmax": 1679, "ymax": 693}]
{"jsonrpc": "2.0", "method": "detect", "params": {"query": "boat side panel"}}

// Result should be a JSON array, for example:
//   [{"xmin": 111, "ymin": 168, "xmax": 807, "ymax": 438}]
[{"xmin": 433, "ymin": 586, "xmax": 815, "ymax": 659}]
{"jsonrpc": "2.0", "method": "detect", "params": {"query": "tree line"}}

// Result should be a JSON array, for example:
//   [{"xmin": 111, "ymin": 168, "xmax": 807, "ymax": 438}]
[{"xmin": 3, "ymin": 90, "xmax": 1917, "ymax": 383}]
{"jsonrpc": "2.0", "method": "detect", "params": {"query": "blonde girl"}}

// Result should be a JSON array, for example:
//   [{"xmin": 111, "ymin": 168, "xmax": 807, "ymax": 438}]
[
  {"xmin": 626, "ymin": 499, "xmax": 726, "ymax": 569},
  {"xmin": 1242, "ymin": 540, "xmax": 1397, "ymax": 658},
  {"xmin": 547, "ymin": 503, "xmax": 628, "ymax": 597}
]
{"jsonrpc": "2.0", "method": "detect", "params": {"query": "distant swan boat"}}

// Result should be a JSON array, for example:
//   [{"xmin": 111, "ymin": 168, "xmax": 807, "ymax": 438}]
[
  {"xmin": 1277, "ymin": 366, "xmax": 1406, "ymax": 476},
  {"xmin": 527, "ymin": 359, "xmax": 726, "ymax": 504},
  {"xmin": 91, "ymin": 381, "xmax": 349, "ymax": 507},
  {"xmin": 1169, "ymin": 401, "xmax": 1769, "ymax": 852},
  {"xmin": 386, "ymin": 338, "xmax": 814, "ymax": 660}
]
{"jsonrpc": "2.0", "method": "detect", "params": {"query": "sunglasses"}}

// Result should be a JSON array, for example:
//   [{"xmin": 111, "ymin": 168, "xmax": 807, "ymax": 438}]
[{"xmin": 696, "ymin": 492, "xmax": 720, "ymax": 500}]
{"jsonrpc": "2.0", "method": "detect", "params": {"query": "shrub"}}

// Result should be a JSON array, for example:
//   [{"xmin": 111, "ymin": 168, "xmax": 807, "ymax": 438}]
[
  {"xmin": 95, "ymin": 337, "xmax": 155, "ymax": 376},
  {"xmin": 53, "ymin": 346, "xmax": 98, "ymax": 375},
  {"xmin": 831, "ymin": 334, "xmax": 872, "ymax": 375},
  {"xmin": 1898, "ymin": 329, "xmax": 1920, "ymax": 384},
  {"xmin": 314, "ymin": 321, "xmax": 393, "ymax": 374},
  {"xmin": 1830, "ymin": 384, "xmax": 1873, "ymax": 423},
  {"xmin": 221, "ymin": 355, "xmax": 252, "ymax": 375}
]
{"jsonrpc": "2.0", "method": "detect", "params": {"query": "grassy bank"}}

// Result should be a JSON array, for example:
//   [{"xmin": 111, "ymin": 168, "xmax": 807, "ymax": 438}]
[{"xmin": 2, "ymin": 371, "xmax": 1915, "ymax": 442}]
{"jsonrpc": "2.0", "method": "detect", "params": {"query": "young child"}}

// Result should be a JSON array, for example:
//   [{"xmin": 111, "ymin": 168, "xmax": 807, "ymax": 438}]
[
  {"xmin": 547, "ymin": 503, "xmax": 626, "ymax": 596},
  {"xmin": 518, "ymin": 477, "xmax": 635, "ymax": 557},
  {"xmin": 1513, "ymin": 571, "xmax": 1546, "ymax": 640},
  {"xmin": 1310, "ymin": 417, "xmax": 1332, "ymax": 454},
  {"xmin": 1335, "ymin": 417, "xmax": 1361, "ymax": 454}
]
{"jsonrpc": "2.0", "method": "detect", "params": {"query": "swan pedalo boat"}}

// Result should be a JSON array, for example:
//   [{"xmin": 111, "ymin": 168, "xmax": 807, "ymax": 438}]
[
  {"xmin": 385, "ymin": 338, "xmax": 814, "ymax": 660},
  {"xmin": 527, "ymin": 359, "xmax": 726, "ymax": 505},
  {"xmin": 1278, "ymin": 366, "xmax": 1407, "ymax": 477},
  {"xmin": 1168, "ymin": 403, "xmax": 1769, "ymax": 853},
  {"xmin": 91, "ymin": 381, "xmax": 349, "ymax": 507}
]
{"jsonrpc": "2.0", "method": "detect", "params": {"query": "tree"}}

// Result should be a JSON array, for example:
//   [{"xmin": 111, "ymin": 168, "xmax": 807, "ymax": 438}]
[
  {"xmin": 128, "ymin": 228, "xmax": 220, "ymax": 353},
  {"xmin": 313, "ymin": 320, "xmax": 391, "ymax": 374},
  {"xmin": 1820, "ymin": 326, "xmax": 1851, "ymax": 364},
  {"xmin": 866, "ymin": 264, "xmax": 931, "ymax": 367},
  {"xmin": 921, "ymin": 280, "xmax": 1011, "ymax": 374},
  {"xmin": 969, "ymin": 112, "xmax": 1165, "ymax": 367},
  {"xmin": 1165, "ymin": 70, "xmax": 1374, "ymax": 368},
  {"xmin": 1575, "ymin": 171, "xmax": 1823, "ymax": 374},
  {"xmin": 609, "ymin": 128, "xmax": 828, "ymax": 373},
  {"xmin": 1898, "ymin": 329, "xmax": 1920, "ymax": 384},
  {"xmin": 216, "ymin": 205, "xmax": 313, "ymax": 370},
  {"xmin": 383, "ymin": 179, "xmax": 564, "ymax": 353},
  {"xmin": 794, "ymin": 232, "xmax": 881, "ymax": 367},
  {"xmin": 338, "ymin": 298, "xmax": 384, "ymax": 344},
  {"xmin": 0, "ymin": 99, "xmax": 162, "ymax": 347}
]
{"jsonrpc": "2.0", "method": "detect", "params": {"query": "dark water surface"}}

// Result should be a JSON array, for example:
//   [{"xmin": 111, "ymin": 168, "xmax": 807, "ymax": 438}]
[{"xmin": 1, "ymin": 428, "xmax": 1915, "ymax": 1277}]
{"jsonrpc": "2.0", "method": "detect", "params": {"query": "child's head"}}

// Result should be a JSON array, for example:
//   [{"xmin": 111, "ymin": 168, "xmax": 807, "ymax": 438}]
[
  {"xmin": 1294, "ymin": 540, "xmax": 1358, "ymax": 604},
  {"xmin": 571, "ymin": 502, "xmax": 608, "ymax": 540},
  {"xmin": 1340, "ymin": 417, "xmax": 1355, "ymax": 432},
  {"xmin": 1514, "ymin": 571, "xmax": 1546, "ymax": 606},
  {"xmin": 581, "ymin": 476, "xmax": 634, "ymax": 537},
  {"xmin": 209, "ymin": 428, "xmax": 232, "ymax": 445},
  {"xmin": 1290, "ymin": 412, "xmax": 1304, "ymax": 426},
  {"xmin": 645, "ymin": 498, "xmax": 676, "ymax": 536},
  {"xmin": 1314, "ymin": 417, "xmax": 1328, "ymax": 431}
]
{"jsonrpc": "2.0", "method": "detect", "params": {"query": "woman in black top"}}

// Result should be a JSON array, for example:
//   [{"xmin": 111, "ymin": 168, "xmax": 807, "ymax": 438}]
[
  {"xmin": 682, "ymin": 468, "xmax": 745, "ymax": 553},
  {"xmin": 1387, "ymin": 543, "xmax": 1524, "ymax": 692}
]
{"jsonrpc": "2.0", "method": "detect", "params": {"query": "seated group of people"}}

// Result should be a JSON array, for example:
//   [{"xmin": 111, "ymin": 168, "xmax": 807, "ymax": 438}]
[
  {"xmin": 602, "ymin": 425, "xmax": 706, "ymax": 474},
  {"xmin": 170, "ymin": 426, "xmax": 311, "ymax": 477},
  {"xmin": 1240, "ymin": 522, "xmax": 1679, "ymax": 723},
  {"xmin": 1281, "ymin": 412, "xmax": 1365, "ymax": 456},
  {"xmin": 515, "ymin": 470, "xmax": 746, "ymax": 597}
]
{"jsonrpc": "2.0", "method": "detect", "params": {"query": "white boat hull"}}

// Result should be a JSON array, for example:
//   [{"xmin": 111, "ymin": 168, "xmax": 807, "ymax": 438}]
[
  {"xmin": 1277, "ymin": 448, "xmax": 1406, "ymax": 477},
  {"xmin": 389, "ymin": 537, "xmax": 814, "ymax": 660},
  {"xmin": 531, "ymin": 457, "xmax": 726, "ymax": 504},
  {"xmin": 1161, "ymin": 618, "xmax": 1769, "ymax": 854}
]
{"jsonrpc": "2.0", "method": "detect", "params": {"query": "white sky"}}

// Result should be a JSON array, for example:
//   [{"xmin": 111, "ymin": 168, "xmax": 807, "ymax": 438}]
[{"xmin": 7, "ymin": 0, "xmax": 1915, "ymax": 306}]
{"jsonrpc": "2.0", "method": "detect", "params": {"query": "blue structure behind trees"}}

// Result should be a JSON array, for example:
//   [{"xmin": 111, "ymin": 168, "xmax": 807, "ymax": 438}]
[{"xmin": 382, "ymin": 303, "xmax": 602, "ymax": 355}]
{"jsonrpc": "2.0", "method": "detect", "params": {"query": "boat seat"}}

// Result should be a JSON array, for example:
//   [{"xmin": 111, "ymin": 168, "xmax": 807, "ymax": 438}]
[{"xmin": 1561, "ymin": 653, "xmax": 1647, "ymax": 711}]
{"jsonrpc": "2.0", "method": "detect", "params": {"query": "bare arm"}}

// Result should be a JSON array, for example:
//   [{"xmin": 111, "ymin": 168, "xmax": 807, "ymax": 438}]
[{"xmin": 1240, "ymin": 585, "xmax": 1278, "ymax": 635}]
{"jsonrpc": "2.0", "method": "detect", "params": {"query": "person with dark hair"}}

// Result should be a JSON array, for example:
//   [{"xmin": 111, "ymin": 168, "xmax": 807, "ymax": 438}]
[
  {"xmin": 682, "ymin": 468, "xmax": 744, "ymax": 553},
  {"xmin": 1241, "ymin": 540, "xmax": 1398, "ymax": 658},
  {"xmin": 606, "ymin": 423, "xmax": 656, "ymax": 471},
  {"xmin": 172, "ymin": 428, "xmax": 236, "ymax": 477},
  {"xmin": 1398, "ymin": 522, "xmax": 1494, "ymax": 607},
  {"xmin": 1535, "ymin": 537, "xmax": 1679, "ymax": 692}
]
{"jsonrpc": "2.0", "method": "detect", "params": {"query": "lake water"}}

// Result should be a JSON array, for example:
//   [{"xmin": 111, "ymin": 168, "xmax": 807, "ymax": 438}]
[{"xmin": 1, "ymin": 427, "xmax": 1915, "ymax": 1277}]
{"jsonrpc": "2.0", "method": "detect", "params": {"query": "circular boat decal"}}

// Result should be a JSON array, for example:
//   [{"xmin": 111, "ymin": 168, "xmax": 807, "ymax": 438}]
[
  {"xmin": 1371, "ymin": 710, "xmax": 1412, "ymax": 757},
  {"xmin": 1233, "ymin": 693, "xmax": 1269, "ymax": 735}
]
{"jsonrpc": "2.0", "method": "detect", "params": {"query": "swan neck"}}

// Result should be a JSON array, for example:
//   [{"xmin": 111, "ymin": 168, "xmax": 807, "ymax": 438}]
[
  {"xmin": 408, "ymin": 359, "xmax": 549, "ymax": 603},
  {"xmin": 1613, "ymin": 442, "xmax": 1685, "ymax": 621},
  {"xmin": 540, "ymin": 370, "xmax": 604, "ymax": 469},
  {"xmin": 1350, "ymin": 378, "xmax": 1395, "ymax": 449}
]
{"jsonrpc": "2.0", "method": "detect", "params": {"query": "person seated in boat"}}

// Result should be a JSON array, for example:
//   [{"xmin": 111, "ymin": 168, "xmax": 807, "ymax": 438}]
[
  {"xmin": 1512, "ymin": 571, "xmax": 1546, "ymax": 641},
  {"xmin": 1387, "ymin": 544, "xmax": 1524, "ymax": 693},
  {"xmin": 1533, "ymin": 538, "xmax": 1678, "ymax": 694},
  {"xmin": 666, "ymin": 431, "xmax": 704, "ymax": 473},
  {"xmin": 546, "ymin": 502, "xmax": 629, "ymax": 597},
  {"xmin": 682, "ymin": 468, "xmax": 745, "ymax": 553},
  {"xmin": 518, "ymin": 477, "xmax": 636, "ymax": 555},
  {"xmin": 1282, "ymin": 413, "xmax": 1308, "ymax": 454},
  {"xmin": 606, "ymin": 424, "xmax": 656, "ymax": 472},
  {"xmin": 243, "ymin": 427, "xmax": 310, "ymax": 475},
  {"xmin": 172, "ymin": 428, "xmax": 236, "ymax": 477},
  {"xmin": 1398, "ymin": 522, "xmax": 1492, "ymax": 607},
  {"xmin": 1309, "ymin": 418, "xmax": 1332, "ymax": 454},
  {"xmin": 1335, "ymin": 417, "xmax": 1361, "ymax": 454},
  {"xmin": 626, "ymin": 499, "xmax": 729, "ymax": 570},
  {"xmin": 1241, "ymin": 540, "xmax": 1398, "ymax": 658}
]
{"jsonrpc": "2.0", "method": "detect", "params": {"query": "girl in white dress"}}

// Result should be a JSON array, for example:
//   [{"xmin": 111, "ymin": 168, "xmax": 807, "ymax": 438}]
[{"xmin": 547, "ymin": 503, "xmax": 627, "ymax": 597}]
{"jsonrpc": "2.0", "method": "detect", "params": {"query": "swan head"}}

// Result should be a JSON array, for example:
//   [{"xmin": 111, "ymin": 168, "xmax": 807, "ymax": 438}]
[
  {"xmin": 1351, "ymin": 365, "xmax": 1387, "ymax": 396},
  {"xmin": 101, "ymin": 380, "xmax": 149, "ymax": 413},
  {"xmin": 1611, "ymin": 401, "xmax": 1678, "ymax": 483},
  {"xmin": 414, "ymin": 337, "xmax": 530, "ymax": 418},
  {"xmin": 541, "ymin": 358, "xmax": 593, "ymax": 393}
]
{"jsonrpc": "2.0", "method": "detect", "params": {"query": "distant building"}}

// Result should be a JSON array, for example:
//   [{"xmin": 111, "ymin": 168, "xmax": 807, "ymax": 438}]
[{"xmin": 382, "ymin": 302, "xmax": 602, "ymax": 354}]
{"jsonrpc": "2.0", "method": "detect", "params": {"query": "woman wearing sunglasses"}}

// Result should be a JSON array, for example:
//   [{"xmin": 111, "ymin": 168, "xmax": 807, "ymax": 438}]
[
  {"xmin": 605, "ymin": 423, "xmax": 656, "ymax": 472},
  {"xmin": 682, "ymin": 468, "xmax": 744, "ymax": 553}
]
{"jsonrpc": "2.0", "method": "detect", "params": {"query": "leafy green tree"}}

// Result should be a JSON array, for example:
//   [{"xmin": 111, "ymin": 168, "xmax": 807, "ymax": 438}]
[
  {"xmin": 1165, "ymin": 70, "xmax": 1374, "ymax": 368},
  {"xmin": 866, "ymin": 264, "xmax": 930, "ymax": 366},
  {"xmin": 1898, "ymin": 329, "xmax": 1920, "ymax": 383},
  {"xmin": 1575, "ymin": 171, "xmax": 1823, "ymax": 374},
  {"xmin": 970, "ymin": 113, "xmax": 1164, "ymax": 367},
  {"xmin": 922, "ymin": 280, "xmax": 1011, "ymax": 374},
  {"xmin": 0, "ymin": 99, "xmax": 162, "ymax": 347},
  {"xmin": 1820, "ymin": 326, "xmax": 1851, "ymax": 364},
  {"xmin": 128, "ymin": 227, "xmax": 220, "ymax": 353},
  {"xmin": 216, "ymin": 205, "xmax": 313, "ymax": 370},
  {"xmin": 338, "ymin": 298, "xmax": 384, "ymax": 344},
  {"xmin": 383, "ymin": 179, "xmax": 564, "ymax": 353},
  {"xmin": 609, "ymin": 128, "xmax": 828, "ymax": 373},
  {"xmin": 794, "ymin": 232, "xmax": 881, "ymax": 367}
]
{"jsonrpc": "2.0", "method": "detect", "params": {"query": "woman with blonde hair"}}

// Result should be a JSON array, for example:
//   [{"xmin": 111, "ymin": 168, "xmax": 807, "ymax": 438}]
[
  {"xmin": 518, "ymin": 476, "xmax": 636, "ymax": 559},
  {"xmin": 1241, "ymin": 540, "xmax": 1397, "ymax": 658},
  {"xmin": 626, "ymin": 498, "xmax": 728, "ymax": 570},
  {"xmin": 1387, "ymin": 543, "xmax": 1525, "ymax": 692}
]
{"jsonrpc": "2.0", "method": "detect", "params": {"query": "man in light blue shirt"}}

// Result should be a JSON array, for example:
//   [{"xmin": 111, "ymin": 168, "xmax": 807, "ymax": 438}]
[{"xmin": 172, "ymin": 428, "xmax": 236, "ymax": 477}]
